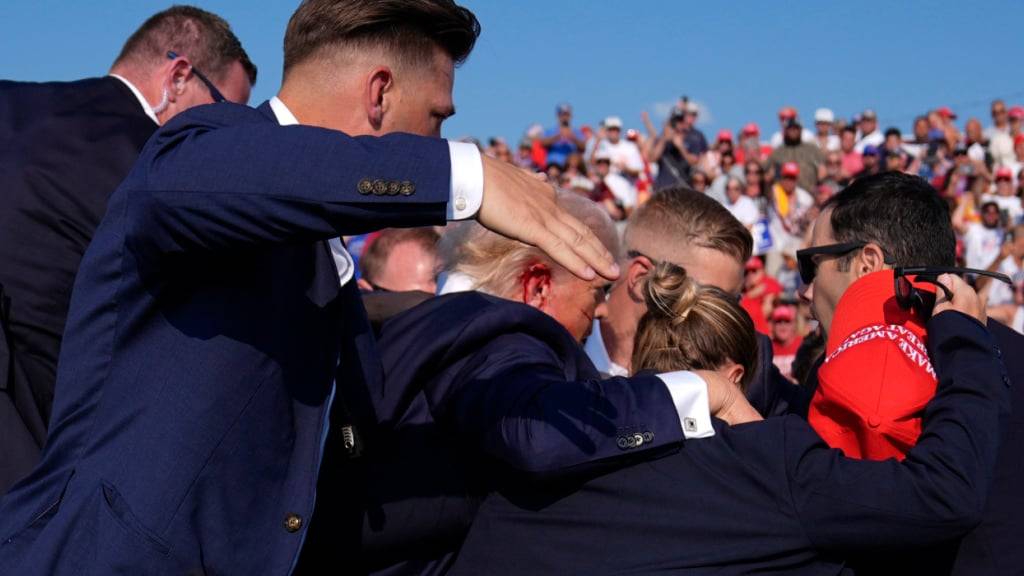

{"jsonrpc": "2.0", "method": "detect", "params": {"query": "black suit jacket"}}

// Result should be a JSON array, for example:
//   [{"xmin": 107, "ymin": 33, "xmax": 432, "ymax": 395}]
[
  {"xmin": 0, "ymin": 76, "xmax": 156, "ymax": 493},
  {"xmin": 449, "ymin": 312, "xmax": 1010, "ymax": 575}
]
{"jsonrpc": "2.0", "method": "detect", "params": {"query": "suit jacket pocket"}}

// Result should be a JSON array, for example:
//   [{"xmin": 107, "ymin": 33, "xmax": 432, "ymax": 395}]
[
  {"xmin": 100, "ymin": 480, "xmax": 170, "ymax": 555},
  {"xmin": 1, "ymin": 468, "xmax": 74, "ymax": 547}
]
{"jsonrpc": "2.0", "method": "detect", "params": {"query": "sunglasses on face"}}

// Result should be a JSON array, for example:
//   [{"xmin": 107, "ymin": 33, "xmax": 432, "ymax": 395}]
[
  {"xmin": 796, "ymin": 242, "xmax": 891, "ymax": 285},
  {"xmin": 166, "ymin": 51, "xmax": 226, "ymax": 103},
  {"xmin": 894, "ymin": 266, "xmax": 1012, "ymax": 319}
]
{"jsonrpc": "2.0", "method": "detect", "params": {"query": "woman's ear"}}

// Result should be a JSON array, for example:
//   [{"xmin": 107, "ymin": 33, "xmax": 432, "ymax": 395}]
[
  {"xmin": 725, "ymin": 363, "xmax": 746, "ymax": 388},
  {"xmin": 521, "ymin": 263, "xmax": 552, "ymax": 311}
]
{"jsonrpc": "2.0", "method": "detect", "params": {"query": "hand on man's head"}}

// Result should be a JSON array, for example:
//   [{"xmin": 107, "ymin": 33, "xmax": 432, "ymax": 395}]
[{"xmin": 477, "ymin": 155, "xmax": 619, "ymax": 282}]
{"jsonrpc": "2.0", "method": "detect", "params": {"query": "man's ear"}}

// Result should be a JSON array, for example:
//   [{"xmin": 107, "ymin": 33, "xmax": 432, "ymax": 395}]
[
  {"xmin": 855, "ymin": 242, "xmax": 888, "ymax": 278},
  {"xmin": 356, "ymin": 278, "xmax": 373, "ymax": 291},
  {"xmin": 165, "ymin": 58, "xmax": 193, "ymax": 101},
  {"xmin": 365, "ymin": 67, "xmax": 393, "ymax": 131},
  {"xmin": 626, "ymin": 257, "xmax": 654, "ymax": 303},
  {"xmin": 521, "ymin": 263, "xmax": 552, "ymax": 311}
]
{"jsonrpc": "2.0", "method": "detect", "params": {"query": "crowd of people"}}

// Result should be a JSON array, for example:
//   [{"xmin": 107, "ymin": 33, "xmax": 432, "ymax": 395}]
[
  {"xmin": 0, "ymin": 2, "xmax": 1021, "ymax": 576},
  {"xmin": 468, "ymin": 96, "xmax": 1024, "ymax": 377}
]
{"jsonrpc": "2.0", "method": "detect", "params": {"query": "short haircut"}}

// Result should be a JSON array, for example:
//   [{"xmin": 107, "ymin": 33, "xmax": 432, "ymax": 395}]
[
  {"xmin": 283, "ymin": 0, "xmax": 481, "ymax": 76},
  {"xmin": 624, "ymin": 186, "xmax": 752, "ymax": 266},
  {"xmin": 633, "ymin": 263, "xmax": 757, "ymax": 391},
  {"xmin": 841, "ymin": 125, "xmax": 857, "ymax": 136},
  {"xmin": 884, "ymin": 127, "xmax": 902, "ymax": 139},
  {"xmin": 439, "ymin": 194, "xmax": 618, "ymax": 299},
  {"xmin": 112, "ymin": 5, "xmax": 256, "ymax": 85},
  {"xmin": 823, "ymin": 172, "xmax": 955, "ymax": 268},
  {"xmin": 359, "ymin": 227, "xmax": 440, "ymax": 283}
]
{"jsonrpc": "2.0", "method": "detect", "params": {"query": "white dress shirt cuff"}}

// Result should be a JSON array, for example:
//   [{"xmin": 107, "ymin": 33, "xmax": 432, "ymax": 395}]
[
  {"xmin": 447, "ymin": 141, "xmax": 484, "ymax": 220},
  {"xmin": 656, "ymin": 371, "xmax": 715, "ymax": 439}
]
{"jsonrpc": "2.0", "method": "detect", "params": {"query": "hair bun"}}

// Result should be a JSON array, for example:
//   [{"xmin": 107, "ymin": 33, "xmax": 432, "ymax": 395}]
[{"xmin": 644, "ymin": 262, "xmax": 700, "ymax": 324}]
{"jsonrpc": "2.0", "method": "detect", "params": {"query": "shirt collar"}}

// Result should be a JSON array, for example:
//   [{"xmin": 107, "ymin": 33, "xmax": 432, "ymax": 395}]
[
  {"xmin": 270, "ymin": 96, "xmax": 299, "ymax": 126},
  {"xmin": 108, "ymin": 74, "xmax": 159, "ymax": 125}
]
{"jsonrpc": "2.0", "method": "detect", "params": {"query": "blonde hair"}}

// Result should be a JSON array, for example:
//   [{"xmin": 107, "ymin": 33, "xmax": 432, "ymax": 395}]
[
  {"xmin": 439, "ymin": 193, "xmax": 618, "ymax": 298},
  {"xmin": 632, "ymin": 262, "xmax": 758, "ymax": 390}
]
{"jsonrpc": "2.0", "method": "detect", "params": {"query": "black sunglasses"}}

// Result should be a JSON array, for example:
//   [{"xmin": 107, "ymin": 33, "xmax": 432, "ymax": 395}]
[
  {"xmin": 166, "ymin": 51, "xmax": 226, "ymax": 103},
  {"xmin": 796, "ymin": 242, "xmax": 892, "ymax": 285},
  {"xmin": 894, "ymin": 266, "xmax": 1012, "ymax": 319}
]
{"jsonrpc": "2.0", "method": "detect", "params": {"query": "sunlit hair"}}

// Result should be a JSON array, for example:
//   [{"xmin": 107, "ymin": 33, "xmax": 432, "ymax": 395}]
[
  {"xmin": 632, "ymin": 262, "xmax": 757, "ymax": 391},
  {"xmin": 439, "ymin": 193, "xmax": 618, "ymax": 298}
]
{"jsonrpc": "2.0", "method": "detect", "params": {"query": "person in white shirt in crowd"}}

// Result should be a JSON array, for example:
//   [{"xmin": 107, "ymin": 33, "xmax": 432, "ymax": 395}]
[
  {"xmin": 592, "ymin": 115, "xmax": 644, "ymax": 181},
  {"xmin": 723, "ymin": 176, "xmax": 759, "ymax": 229},
  {"xmin": 903, "ymin": 116, "xmax": 932, "ymax": 159},
  {"xmin": 813, "ymin": 108, "xmax": 840, "ymax": 152},
  {"xmin": 983, "ymin": 166, "xmax": 1024, "ymax": 225},
  {"xmin": 708, "ymin": 150, "xmax": 742, "ymax": 204},
  {"xmin": 769, "ymin": 106, "xmax": 814, "ymax": 149},
  {"xmin": 964, "ymin": 201, "xmax": 1007, "ymax": 272},
  {"xmin": 998, "ymin": 133, "xmax": 1024, "ymax": 185},
  {"xmin": 990, "ymin": 105, "xmax": 1024, "ymax": 167},
  {"xmin": 769, "ymin": 161, "xmax": 815, "ymax": 257},
  {"xmin": 984, "ymin": 99, "xmax": 1010, "ymax": 142},
  {"xmin": 980, "ymin": 224, "xmax": 1024, "ymax": 333},
  {"xmin": 854, "ymin": 108, "xmax": 884, "ymax": 153}
]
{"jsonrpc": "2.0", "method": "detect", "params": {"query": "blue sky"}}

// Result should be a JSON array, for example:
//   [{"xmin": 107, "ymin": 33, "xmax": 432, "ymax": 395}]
[{"xmin": 2, "ymin": 1, "xmax": 1021, "ymax": 144}]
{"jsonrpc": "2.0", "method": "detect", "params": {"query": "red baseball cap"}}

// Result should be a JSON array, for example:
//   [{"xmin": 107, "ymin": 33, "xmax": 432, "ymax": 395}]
[
  {"xmin": 741, "ymin": 122, "xmax": 760, "ymax": 136},
  {"xmin": 936, "ymin": 106, "xmax": 957, "ymax": 120},
  {"xmin": 771, "ymin": 305, "xmax": 796, "ymax": 322},
  {"xmin": 1009, "ymin": 106, "xmax": 1024, "ymax": 120},
  {"xmin": 778, "ymin": 107, "xmax": 797, "ymax": 119},
  {"xmin": 1015, "ymin": 133, "xmax": 1024, "ymax": 147},
  {"xmin": 996, "ymin": 166, "xmax": 1014, "ymax": 180},
  {"xmin": 745, "ymin": 256, "xmax": 764, "ymax": 271},
  {"xmin": 781, "ymin": 162, "xmax": 800, "ymax": 178},
  {"xmin": 717, "ymin": 129, "xmax": 733, "ymax": 142}
]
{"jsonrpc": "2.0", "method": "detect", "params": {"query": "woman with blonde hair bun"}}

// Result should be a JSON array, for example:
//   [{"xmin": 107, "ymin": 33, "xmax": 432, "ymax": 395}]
[{"xmin": 633, "ymin": 262, "xmax": 758, "ymax": 393}]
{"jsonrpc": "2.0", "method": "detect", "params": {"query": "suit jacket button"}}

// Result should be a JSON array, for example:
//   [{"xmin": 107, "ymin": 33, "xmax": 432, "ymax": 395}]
[
  {"xmin": 387, "ymin": 181, "xmax": 401, "ymax": 195},
  {"xmin": 633, "ymin": 433, "xmax": 645, "ymax": 447},
  {"xmin": 400, "ymin": 181, "xmax": 415, "ymax": 196},
  {"xmin": 642, "ymin": 431, "xmax": 654, "ymax": 443},
  {"xmin": 284, "ymin": 513, "xmax": 303, "ymax": 533},
  {"xmin": 357, "ymin": 178, "xmax": 373, "ymax": 195},
  {"xmin": 616, "ymin": 436, "xmax": 629, "ymax": 450},
  {"xmin": 372, "ymin": 179, "xmax": 388, "ymax": 195}
]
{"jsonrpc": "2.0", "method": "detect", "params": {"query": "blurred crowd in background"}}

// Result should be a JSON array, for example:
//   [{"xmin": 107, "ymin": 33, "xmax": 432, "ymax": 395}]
[{"xmin": 456, "ymin": 97, "xmax": 1024, "ymax": 364}]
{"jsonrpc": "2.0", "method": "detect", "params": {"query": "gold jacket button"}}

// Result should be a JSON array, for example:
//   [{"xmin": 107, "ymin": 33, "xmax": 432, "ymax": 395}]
[
  {"xmin": 387, "ymin": 181, "xmax": 401, "ymax": 196},
  {"xmin": 400, "ymin": 181, "xmax": 415, "ymax": 196},
  {"xmin": 357, "ymin": 179, "xmax": 373, "ymax": 195},
  {"xmin": 372, "ymin": 179, "xmax": 388, "ymax": 195},
  {"xmin": 284, "ymin": 513, "xmax": 303, "ymax": 533}
]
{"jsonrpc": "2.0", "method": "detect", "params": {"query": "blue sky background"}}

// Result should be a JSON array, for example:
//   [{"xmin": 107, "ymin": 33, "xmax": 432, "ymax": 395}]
[{"xmin": 3, "ymin": 1, "xmax": 1022, "ymax": 143}]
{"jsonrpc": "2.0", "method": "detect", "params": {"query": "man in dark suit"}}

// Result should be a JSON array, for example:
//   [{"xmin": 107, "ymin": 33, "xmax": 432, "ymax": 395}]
[
  {"xmin": 0, "ymin": 5, "xmax": 256, "ymax": 494},
  {"xmin": 583, "ymin": 187, "xmax": 805, "ymax": 416},
  {"xmin": 416, "ymin": 275, "xmax": 1009, "ymax": 575},
  {"xmin": 794, "ymin": 172, "xmax": 1024, "ymax": 575},
  {"xmin": 0, "ymin": 1, "xmax": 620, "ymax": 574}
]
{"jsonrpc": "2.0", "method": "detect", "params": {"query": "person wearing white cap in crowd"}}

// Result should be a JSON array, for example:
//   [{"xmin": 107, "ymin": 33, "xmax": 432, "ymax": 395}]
[
  {"xmin": 813, "ymin": 108, "xmax": 840, "ymax": 152},
  {"xmin": 983, "ymin": 166, "xmax": 1024, "ymax": 224},
  {"xmin": 592, "ymin": 115, "xmax": 644, "ymax": 184},
  {"xmin": 854, "ymin": 108, "xmax": 885, "ymax": 153}
]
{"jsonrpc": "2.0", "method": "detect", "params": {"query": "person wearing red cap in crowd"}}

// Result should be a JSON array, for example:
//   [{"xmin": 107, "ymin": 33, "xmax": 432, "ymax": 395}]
[
  {"xmin": 982, "ymin": 166, "xmax": 1023, "ymax": 225},
  {"xmin": 990, "ymin": 105, "xmax": 1024, "ymax": 166},
  {"xmin": 768, "ymin": 118, "xmax": 825, "ymax": 191},
  {"xmin": 700, "ymin": 128, "xmax": 736, "ymax": 179},
  {"xmin": 768, "ymin": 161, "xmax": 816, "ymax": 257},
  {"xmin": 769, "ymin": 106, "xmax": 814, "ymax": 149},
  {"xmin": 740, "ymin": 256, "xmax": 782, "ymax": 335},
  {"xmin": 768, "ymin": 304, "xmax": 802, "ymax": 381},
  {"xmin": 735, "ymin": 122, "xmax": 771, "ymax": 164}
]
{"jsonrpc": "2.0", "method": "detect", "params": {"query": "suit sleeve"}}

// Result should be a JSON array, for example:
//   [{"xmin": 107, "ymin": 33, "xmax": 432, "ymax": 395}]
[
  {"xmin": 786, "ymin": 311, "xmax": 1010, "ymax": 551},
  {"xmin": 438, "ymin": 333, "xmax": 686, "ymax": 478},
  {"xmin": 123, "ymin": 104, "xmax": 449, "ymax": 260}
]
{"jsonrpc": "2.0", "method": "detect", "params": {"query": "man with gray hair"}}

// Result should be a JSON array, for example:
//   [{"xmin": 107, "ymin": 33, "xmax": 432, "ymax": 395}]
[{"xmin": 350, "ymin": 193, "xmax": 751, "ymax": 573}]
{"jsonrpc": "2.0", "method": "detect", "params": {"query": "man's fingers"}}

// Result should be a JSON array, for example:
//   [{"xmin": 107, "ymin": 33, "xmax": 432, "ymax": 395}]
[
  {"xmin": 550, "ymin": 212, "xmax": 620, "ymax": 280},
  {"xmin": 533, "ymin": 229, "xmax": 594, "ymax": 280}
]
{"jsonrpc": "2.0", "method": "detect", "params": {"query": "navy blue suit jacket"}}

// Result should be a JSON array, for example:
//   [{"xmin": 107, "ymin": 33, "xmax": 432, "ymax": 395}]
[
  {"xmin": 0, "ymin": 101, "xmax": 453, "ymax": 575},
  {"xmin": 0, "ymin": 77, "xmax": 157, "ymax": 493},
  {"xmin": 340, "ymin": 292, "xmax": 688, "ymax": 573},
  {"xmin": 448, "ymin": 312, "xmax": 1010, "ymax": 575}
]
